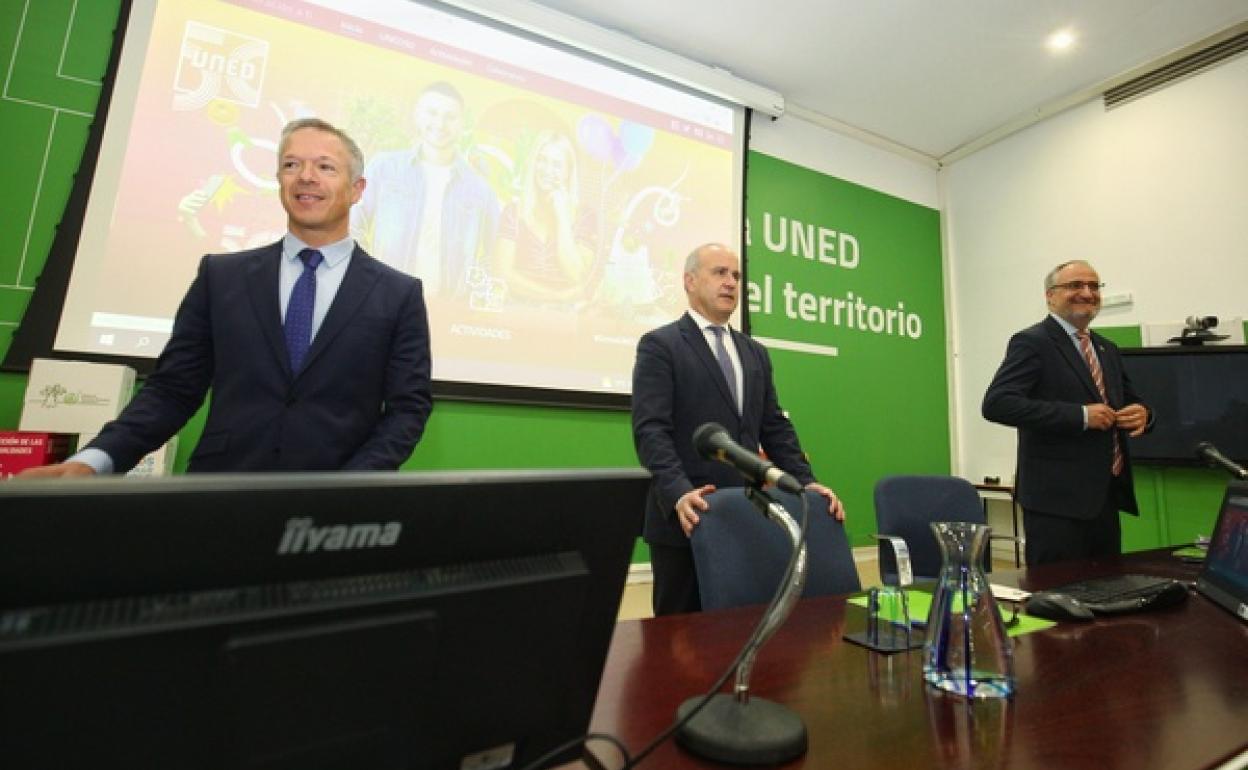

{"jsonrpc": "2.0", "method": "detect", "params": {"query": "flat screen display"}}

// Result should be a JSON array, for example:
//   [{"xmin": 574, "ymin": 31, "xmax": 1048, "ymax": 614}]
[
  {"xmin": 1121, "ymin": 345, "xmax": 1248, "ymax": 466},
  {"xmin": 1198, "ymin": 482, "xmax": 1248, "ymax": 622},
  {"xmin": 0, "ymin": 469, "xmax": 648, "ymax": 767}
]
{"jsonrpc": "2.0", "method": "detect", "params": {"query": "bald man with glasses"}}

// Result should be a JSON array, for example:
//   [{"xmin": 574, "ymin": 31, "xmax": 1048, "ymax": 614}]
[{"xmin": 983, "ymin": 260, "xmax": 1152, "ymax": 566}]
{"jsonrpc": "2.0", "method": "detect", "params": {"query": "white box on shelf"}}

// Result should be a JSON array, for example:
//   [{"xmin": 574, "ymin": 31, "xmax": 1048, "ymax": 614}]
[
  {"xmin": 126, "ymin": 436, "xmax": 179, "ymax": 477},
  {"xmin": 19, "ymin": 359, "xmax": 136, "ymax": 434}
]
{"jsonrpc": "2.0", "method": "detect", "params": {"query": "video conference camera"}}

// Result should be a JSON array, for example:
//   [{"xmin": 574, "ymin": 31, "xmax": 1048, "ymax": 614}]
[{"xmin": 1168, "ymin": 315, "xmax": 1228, "ymax": 346}]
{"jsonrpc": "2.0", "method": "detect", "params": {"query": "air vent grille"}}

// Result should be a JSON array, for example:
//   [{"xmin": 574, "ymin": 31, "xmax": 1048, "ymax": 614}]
[{"xmin": 1104, "ymin": 30, "xmax": 1248, "ymax": 109}]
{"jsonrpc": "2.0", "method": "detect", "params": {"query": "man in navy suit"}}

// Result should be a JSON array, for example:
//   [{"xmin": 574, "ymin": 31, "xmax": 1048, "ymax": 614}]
[
  {"xmin": 983, "ymin": 260, "xmax": 1151, "ymax": 565},
  {"xmin": 22, "ymin": 118, "xmax": 433, "ymax": 476},
  {"xmin": 632, "ymin": 243, "xmax": 845, "ymax": 615}
]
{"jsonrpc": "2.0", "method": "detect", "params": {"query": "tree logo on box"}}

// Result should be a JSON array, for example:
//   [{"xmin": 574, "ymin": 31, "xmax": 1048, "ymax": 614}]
[
  {"xmin": 38, "ymin": 384, "xmax": 66, "ymax": 407},
  {"xmin": 33, "ymin": 383, "xmax": 111, "ymax": 409}
]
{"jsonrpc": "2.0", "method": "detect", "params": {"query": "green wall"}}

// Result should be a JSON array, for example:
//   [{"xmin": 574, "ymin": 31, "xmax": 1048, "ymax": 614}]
[
  {"xmin": 1, "ymin": 0, "xmax": 110, "ymax": 358},
  {"xmin": 743, "ymin": 152, "xmax": 951, "ymax": 546}
]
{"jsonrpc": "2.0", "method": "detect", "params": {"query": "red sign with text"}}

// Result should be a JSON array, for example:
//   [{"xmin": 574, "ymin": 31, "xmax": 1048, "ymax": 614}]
[{"xmin": 0, "ymin": 432, "xmax": 74, "ymax": 477}]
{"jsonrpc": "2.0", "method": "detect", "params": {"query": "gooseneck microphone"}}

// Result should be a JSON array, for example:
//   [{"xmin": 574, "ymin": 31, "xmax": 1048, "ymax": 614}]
[
  {"xmin": 1195, "ymin": 442, "xmax": 1248, "ymax": 480},
  {"xmin": 692, "ymin": 422, "xmax": 803, "ymax": 493},
  {"xmin": 672, "ymin": 487, "xmax": 810, "ymax": 765}
]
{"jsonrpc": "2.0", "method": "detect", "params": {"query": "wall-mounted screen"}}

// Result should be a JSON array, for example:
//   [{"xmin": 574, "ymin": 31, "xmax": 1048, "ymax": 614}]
[
  {"xmin": 10, "ymin": 0, "xmax": 746, "ymax": 408},
  {"xmin": 1121, "ymin": 345, "xmax": 1248, "ymax": 466}
]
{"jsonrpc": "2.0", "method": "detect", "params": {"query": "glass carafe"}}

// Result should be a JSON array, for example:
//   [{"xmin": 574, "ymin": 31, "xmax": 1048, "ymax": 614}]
[{"xmin": 922, "ymin": 522, "xmax": 1015, "ymax": 699}]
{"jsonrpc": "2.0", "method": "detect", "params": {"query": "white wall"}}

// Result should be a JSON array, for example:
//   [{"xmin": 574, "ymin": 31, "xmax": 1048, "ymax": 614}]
[
  {"xmin": 750, "ymin": 112, "xmax": 940, "ymax": 209},
  {"xmin": 944, "ymin": 53, "xmax": 1248, "ymax": 484}
]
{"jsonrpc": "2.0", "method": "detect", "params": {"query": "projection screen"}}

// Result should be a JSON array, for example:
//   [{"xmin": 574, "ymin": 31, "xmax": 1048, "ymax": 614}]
[{"xmin": 43, "ymin": 0, "xmax": 746, "ymax": 406}]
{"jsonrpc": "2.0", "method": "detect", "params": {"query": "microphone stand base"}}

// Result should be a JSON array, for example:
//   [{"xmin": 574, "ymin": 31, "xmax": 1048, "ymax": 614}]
[{"xmin": 675, "ymin": 693, "xmax": 807, "ymax": 765}]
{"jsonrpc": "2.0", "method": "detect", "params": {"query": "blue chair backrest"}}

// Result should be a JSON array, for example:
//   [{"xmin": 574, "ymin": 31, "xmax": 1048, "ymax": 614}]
[
  {"xmin": 689, "ymin": 488, "xmax": 861, "ymax": 611},
  {"xmin": 873, "ymin": 475, "xmax": 987, "ymax": 584}
]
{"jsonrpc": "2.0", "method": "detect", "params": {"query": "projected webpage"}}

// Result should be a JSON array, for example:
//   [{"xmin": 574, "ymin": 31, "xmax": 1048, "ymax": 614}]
[{"xmin": 56, "ymin": 0, "xmax": 743, "ymax": 396}]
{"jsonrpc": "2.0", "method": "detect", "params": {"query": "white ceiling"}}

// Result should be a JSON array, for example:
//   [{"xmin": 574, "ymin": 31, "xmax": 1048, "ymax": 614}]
[{"xmin": 524, "ymin": 0, "xmax": 1248, "ymax": 161}]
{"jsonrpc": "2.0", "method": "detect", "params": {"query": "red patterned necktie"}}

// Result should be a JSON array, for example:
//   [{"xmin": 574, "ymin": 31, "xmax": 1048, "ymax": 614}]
[{"xmin": 1078, "ymin": 330, "xmax": 1124, "ymax": 476}]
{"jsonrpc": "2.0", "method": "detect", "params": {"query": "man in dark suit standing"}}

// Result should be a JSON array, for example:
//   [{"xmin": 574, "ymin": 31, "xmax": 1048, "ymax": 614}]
[
  {"xmin": 983, "ymin": 260, "xmax": 1151, "ymax": 566},
  {"xmin": 22, "ymin": 118, "xmax": 433, "ymax": 476},
  {"xmin": 632, "ymin": 243, "xmax": 845, "ymax": 615}
]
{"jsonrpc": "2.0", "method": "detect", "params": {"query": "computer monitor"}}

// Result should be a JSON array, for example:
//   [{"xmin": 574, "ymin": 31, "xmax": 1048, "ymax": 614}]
[
  {"xmin": 1120, "ymin": 345, "xmax": 1248, "ymax": 466},
  {"xmin": 1197, "ymin": 480, "xmax": 1248, "ymax": 623},
  {"xmin": 0, "ymin": 469, "xmax": 647, "ymax": 769}
]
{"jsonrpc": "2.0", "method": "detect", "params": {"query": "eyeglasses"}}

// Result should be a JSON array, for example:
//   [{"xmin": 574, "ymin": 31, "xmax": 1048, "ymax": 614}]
[{"xmin": 1049, "ymin": 281, "xmax": 1105, "ymax": 293}]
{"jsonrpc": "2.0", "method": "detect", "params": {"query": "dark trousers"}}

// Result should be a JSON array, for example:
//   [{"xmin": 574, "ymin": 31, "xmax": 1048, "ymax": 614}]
[
  {"xmin": 1023, "ymin": 477, "xmax": 1130, "ymax": 566},
  {"xmin": 649, "ymin": 542, "xmax": 701, "ymax": 616}
]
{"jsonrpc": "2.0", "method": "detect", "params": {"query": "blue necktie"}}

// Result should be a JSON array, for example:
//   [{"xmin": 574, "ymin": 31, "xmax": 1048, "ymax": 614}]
[
  {"xmin": 285, "ymin": 248, "xmax": 323, "ymax": 372},
  {"xmin": 708, "ymin": 325, "xmax": 740, "ymax": 413}
]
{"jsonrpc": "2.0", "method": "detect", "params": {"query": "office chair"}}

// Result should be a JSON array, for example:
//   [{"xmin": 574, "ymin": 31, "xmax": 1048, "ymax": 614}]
[
  {"xmin": 689, "ymin": 488, "xmax": 861, "ymax": 611},
  {"xmin": 873, "ymin": 475, "xmax": 987, "ymax": 584}
]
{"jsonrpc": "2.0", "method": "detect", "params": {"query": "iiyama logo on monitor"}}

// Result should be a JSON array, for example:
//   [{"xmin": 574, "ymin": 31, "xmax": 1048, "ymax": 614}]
[{"xmin": 277, "ymin": 517, "xmax": 402, "ymax": 554}]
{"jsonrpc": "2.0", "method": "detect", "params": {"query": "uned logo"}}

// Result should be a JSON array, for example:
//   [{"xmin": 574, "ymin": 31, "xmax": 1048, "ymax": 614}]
[{"xmin": 174, "ymin": 22, "xmax": 269, "ymax": 111}]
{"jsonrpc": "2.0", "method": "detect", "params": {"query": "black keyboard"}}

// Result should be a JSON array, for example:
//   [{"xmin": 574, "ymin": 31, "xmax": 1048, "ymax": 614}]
[{"xmin": 1047, "ymin": 573, "xmax": 1189, "ymax": 614}]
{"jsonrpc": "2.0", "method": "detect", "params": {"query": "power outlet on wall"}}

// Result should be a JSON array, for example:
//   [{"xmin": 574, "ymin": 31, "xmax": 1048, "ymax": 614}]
[{"xmin": 1101, "ymin": 291, "xmax": 1133, "ymax": 308}]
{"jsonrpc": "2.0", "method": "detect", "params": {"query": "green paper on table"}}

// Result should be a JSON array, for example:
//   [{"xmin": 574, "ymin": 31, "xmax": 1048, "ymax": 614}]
[
  {"xmin": 849, "ymin": 589, "xmax": 1056, "ymax": 636},
  {"xmin": 1172, "ymin": 545, "xmax": 1206, "ymax": 563}
]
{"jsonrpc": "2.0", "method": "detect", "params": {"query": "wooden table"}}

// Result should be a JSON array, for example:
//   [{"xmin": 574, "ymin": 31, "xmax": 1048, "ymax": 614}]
[{"xmin": 585, "ymin": 550, "xmax": 1248, "ymax": 769}]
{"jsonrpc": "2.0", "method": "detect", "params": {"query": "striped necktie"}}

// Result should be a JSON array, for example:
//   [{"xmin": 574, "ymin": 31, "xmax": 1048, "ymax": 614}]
[{"xmin": 1078, "ymin": 330, "xmax": 1124, "ymax": 476}]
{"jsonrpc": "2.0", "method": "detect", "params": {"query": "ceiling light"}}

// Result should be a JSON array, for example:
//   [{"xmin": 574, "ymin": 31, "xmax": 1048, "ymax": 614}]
[{"xmin": 1046, "ymin": 29, "xmax": 1076, "ymax": 52}]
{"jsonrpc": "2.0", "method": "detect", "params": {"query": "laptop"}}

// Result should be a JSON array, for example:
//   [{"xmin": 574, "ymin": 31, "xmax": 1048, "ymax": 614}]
[{"xmin": 1195, "ymin": 480, "xmax": 1248, "ymax": 623}]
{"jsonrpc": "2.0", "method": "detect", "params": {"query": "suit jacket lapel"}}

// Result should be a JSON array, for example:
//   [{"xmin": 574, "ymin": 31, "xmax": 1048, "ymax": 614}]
[
  {"xmin": 679, "ymin": 314, "xmax": 738, "ymax": 417},
  {"xmin": 246, "ymin": 242, "xmax": 290, "ymax": 376},
  {"xmin": 1043, "ymin": 316, "xmax": 1101, "ymax": 402},
  {"xmin": 299, "ymin": 245, "xmax": 380, "ymax": 376}
]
